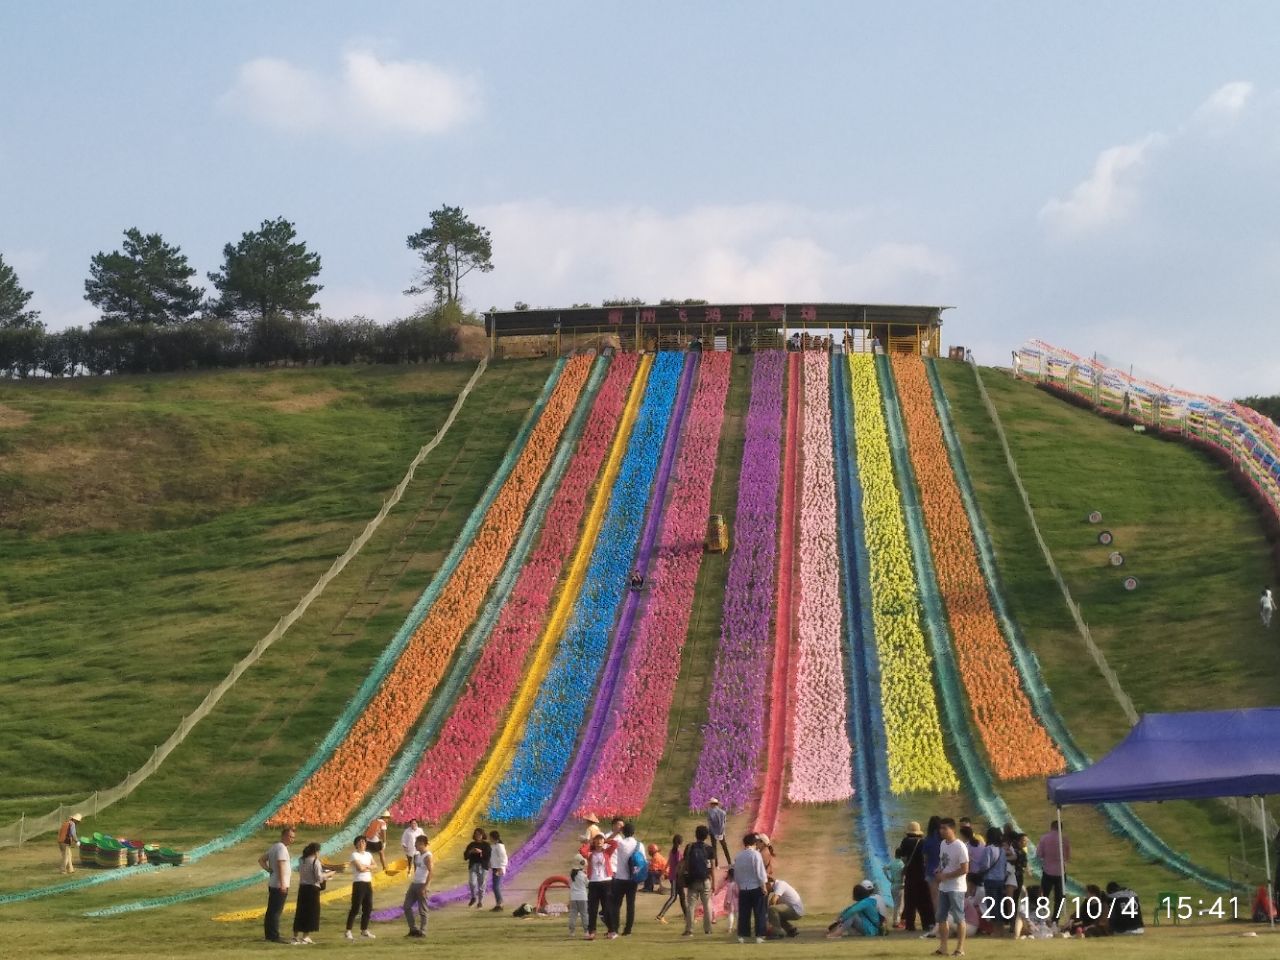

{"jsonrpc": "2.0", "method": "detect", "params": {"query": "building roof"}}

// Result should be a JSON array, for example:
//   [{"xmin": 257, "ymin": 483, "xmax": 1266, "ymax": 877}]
[{"xmin": 486, "ymin": 301, "xmax": 950, "ymax": 336}]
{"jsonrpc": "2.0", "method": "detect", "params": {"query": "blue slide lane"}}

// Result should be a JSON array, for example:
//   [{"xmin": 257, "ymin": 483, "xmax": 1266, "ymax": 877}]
[{"xmin": 830, "ymin": 355, "xmax": 894, "ymax": 881}]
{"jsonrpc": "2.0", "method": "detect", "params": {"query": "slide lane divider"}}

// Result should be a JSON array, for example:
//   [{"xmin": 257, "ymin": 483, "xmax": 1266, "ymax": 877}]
[
  {"xmin": 830, "ymin": 354, "xmax": 894, "ymax": 879},
  {"xmin": 690, "ymin": 351, "xmax": 785, "ymax": 811},
  {"xmin": 412, "ymin": 355, "xmax": 654, "ymax": 860},
  {"xmin": 754, "ymin": 350, "xmax": 801, "ymax": 837},
  {"xmin": 20, "ymin": 358, "xmax": 564, "ymax": 911},
  {"xmin": 576, "ymin": 352, "xmax": 730, "ymax": 815},
  {"xmin": 272, "ymin": 355, "xmax": 594, "ymax": 825},
  {"xmin": 927, "ymin": 358, "xmax": 1232, "ymax": 892},
  {"xmin": 401, "ymin": 352, "xmax": 696, "ymax": 913}
]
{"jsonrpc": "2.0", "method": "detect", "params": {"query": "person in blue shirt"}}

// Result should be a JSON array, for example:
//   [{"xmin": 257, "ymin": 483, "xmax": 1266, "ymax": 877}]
[{"xmin": 827, "ymin": 885, "xmax": 885, "ymax": 938}]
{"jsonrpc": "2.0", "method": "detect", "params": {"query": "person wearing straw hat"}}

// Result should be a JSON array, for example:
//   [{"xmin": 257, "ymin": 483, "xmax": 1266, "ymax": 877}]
[
  {"xmin": 56, "ymin": 813, "xmax": 82, "ymax": 874},
  {"xmin": 582, "ymin": 813, "xmax": 602, "ymax": 843},
  {"xmin": 364, "ymin": 811, "xmax": 390, "ymax": 872},
  {"xmin": 895, "ymin": 820, "xmax": 934, "ymax": 932}
]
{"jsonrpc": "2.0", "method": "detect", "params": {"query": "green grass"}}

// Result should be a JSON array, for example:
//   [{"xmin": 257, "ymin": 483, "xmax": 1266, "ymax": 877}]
[
  {"xmin": 934, "ymin": 359, "xmax": 1280, "ymax": 895},
  {"xmin": 0, "ymin": 360, "xmax": 554, "ymax": 832}
]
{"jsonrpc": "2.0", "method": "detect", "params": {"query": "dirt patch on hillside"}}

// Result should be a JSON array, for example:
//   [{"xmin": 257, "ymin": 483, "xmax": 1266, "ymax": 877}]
[
  {"xmin": 0, "ymin": 403, "xmax": 33, "ymax": 428},
  {"xmin": 455, "ymin": 323, "xmax": 490, "ymax": 360},
  {"xmin": 267, "ymin": 389, "xmax": 342, "ymax": 413}
]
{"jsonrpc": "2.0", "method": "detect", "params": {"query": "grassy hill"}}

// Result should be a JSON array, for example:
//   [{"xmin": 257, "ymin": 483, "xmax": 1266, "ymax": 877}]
[{"xmin": 0, "ymin": 360, "xmax": 554, "ymax": 828}]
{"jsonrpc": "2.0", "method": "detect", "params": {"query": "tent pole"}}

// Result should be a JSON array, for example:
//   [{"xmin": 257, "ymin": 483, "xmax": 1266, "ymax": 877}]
[
  {"xmin": 1263, "ymin": 796, "xmax": 1275, "ymax": 930},
  {"xmin": 1057, "ymin": 806, "xmax": 1067, "ymax": 911}
]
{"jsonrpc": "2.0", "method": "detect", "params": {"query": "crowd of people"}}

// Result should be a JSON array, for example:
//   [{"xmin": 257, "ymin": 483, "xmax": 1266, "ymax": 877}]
[{"xmin": 255, "ymin": 806, "xmax": 1154, "ymax": 948}]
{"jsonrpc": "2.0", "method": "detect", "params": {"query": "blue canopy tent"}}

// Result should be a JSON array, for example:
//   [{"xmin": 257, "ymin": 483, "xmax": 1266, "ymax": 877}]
[{"xmin": 1047, "ymin": 709, "xmax": 1280, "ymax": 926}]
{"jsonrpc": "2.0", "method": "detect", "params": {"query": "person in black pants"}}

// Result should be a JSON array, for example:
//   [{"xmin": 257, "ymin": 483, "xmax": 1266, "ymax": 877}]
[
  {"xmin": 611, "ymin": 822, "xmax": 641, "ymax": 935},
  {"xmin": 345, "ymin": 835, "xmax": 376, "ymax": 940},
  {"xmin": 258, "ymin": 825, "xmax": 295, "ymax": 944},
  {"xmin": 895, "ymin": 821, "xmax": 934, "ymax": 932}
]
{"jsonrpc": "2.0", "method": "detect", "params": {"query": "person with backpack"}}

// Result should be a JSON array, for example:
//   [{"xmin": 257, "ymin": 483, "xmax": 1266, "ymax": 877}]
[
  {"xmin": 610, "ymin": 822, "xmax": 644, "ymax": 935},
  {"xmin": 57, "ymin": 812, "xmax": 82, "ymax": 874},
  {"xmin": 681, "ymin": 825, "xmax": 716, "ymax": 936}
]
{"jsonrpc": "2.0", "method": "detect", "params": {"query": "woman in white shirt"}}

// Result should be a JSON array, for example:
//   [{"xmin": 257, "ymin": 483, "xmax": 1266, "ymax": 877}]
[
  {"xmin": 344, "ymin": 835, "xmax": 377, "ymax": 940},
  {"xmin": 292, "ymin": 842, "xmax": 334, "ymax": 944}
]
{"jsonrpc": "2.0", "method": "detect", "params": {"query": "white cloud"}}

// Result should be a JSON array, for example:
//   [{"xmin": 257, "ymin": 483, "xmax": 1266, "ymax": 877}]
[
  {"xmin": 1038, "ymin": 133, "xmax": 1164, "ymax": 236},
  {"xmin": 220, "ymin": 49, "xmax": 480, "ymax": 137},
  {"xmin": 1193, "ymin": 81, "xmax": 1254, "ymax": 123},
  {"xmin": 466, "ymin": 200, "xmax": 956, "ymax": 311}
]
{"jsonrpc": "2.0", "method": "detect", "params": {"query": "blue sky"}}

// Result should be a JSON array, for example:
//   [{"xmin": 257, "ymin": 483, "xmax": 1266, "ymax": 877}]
[{"xmin": 3, "ymin": 1, "xmax": 1279, "ymax": 394}]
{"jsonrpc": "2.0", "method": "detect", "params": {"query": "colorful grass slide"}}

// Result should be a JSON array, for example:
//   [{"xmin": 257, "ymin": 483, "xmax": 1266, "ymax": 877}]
[
  {"xmin": 830, "ymin": 352, "xmax": 894, "ymax": 878},
  {"xmin": 576, "ymin": 351, "xmax": 731, "ymax": 815},
  {"xmin": 391, "ymin": 353, "xmax": 640, "ymax": 823},
  {"xmin": 847, "ymin": 354, "xmax": 958, "ymax": 793},
  {"xmin": 270, "ymin": 354, "xmax": 596, "ymax": 827},
  {"xmin": 787, "ymin": 350, "xmax": 854, "ymax": 804},
  {"xmin": 891, "ymin": 354, "xmax": 1064, "ymax": 780},
  {"xmin": 691, "ymin": 351, "xmax": 785, "ymax": 812},
  {"xmin": 399, "ymin": 352, "xmax": 698, "ymax": 913},
  {"xmin": 755, "ymin": 350, "xmax": 802, "ymax": 836},
  {"xmin": 9, "ymin": 356, "xmax": 577, "ymax": 910}
]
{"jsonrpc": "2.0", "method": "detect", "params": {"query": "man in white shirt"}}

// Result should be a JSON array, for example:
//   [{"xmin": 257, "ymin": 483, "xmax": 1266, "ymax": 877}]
[
  {"xmin": 403, "ymin": 835, "xmax": 433, "ymax": 938},
  {"xmin": 767, "ymin": 877, "xmax": 805, "ymax": 938},
  {"xmin": 935, "ymin": 818, "xmax": 969, "ymax": 957},
  {"xmin": 609, "ymin": 822, "xmax": 642, "ymax": 936},
  {"xmin": 733, "ymin": 834, "xmax": 769, "ymax": 943},
  {"xmin": 258, "ymin": 825, "xmax": 295, "ymax": 944},
  {"xmin": 400, "ymin": 818, "xmax": 424, "ymax": 866}
]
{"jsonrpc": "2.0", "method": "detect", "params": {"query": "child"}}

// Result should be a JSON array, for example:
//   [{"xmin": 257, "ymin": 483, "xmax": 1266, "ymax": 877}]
[
  {"xmin": 644, "ymin": 843, "xmax": 668, "ymax": 894},
  {"xmin": 488, "ymin": 830, "xmax": 508, "ymax": 913},
  {"xmin": 882, "ymin": 856, "xmax": 904, "ymax": 927},
  {"xmin": 568, "ymin": 853, "xmax": 590, "ymax": 938},
  {"xmin": 710, "ymin": 867, "xmax": 738, "ymax": 935}
]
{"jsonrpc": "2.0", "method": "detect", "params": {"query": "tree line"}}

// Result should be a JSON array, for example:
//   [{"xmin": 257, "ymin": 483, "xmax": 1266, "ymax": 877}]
[{"xmin": 0, "ymin": 205, "xmax": 494, "ymax": 377}]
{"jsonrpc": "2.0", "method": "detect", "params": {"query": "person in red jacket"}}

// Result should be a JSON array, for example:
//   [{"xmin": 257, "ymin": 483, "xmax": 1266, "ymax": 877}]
[{"xmin": 579, "ymin": 834, "xmax": 619, "ymax": 940}]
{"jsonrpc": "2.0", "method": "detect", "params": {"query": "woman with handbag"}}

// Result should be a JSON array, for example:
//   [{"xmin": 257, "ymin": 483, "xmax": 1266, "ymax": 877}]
[
  {"xmin": 895, "ymin": 821, "xmax": 935, "ymax": 933},
  {"xmin": 292, "ymin": 842, "xmax": 334, "ymax": 944}
]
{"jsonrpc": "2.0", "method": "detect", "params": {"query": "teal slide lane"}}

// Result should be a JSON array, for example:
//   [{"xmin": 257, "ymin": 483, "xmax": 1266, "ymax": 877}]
[{"xmin": 926, "ymin": 358, "xmax": 1233, "ymax": 892}]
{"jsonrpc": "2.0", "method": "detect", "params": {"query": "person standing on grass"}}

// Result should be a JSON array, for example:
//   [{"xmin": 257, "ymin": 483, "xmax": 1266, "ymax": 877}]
[
  {"xmin": 488, "ymin": 830, "xmax": 508, "ymax": 912},
  {"xmin": 935, "ymin": 817, "xmax": 969, "ymax": 958},
  {"xmin": 706, "ymin": 798, "xmax": 731, "ymax": 865},
  {"xmin": 682, "ymin": 826, "xmax": 716, "ymax": 936},
  {"xmin": 896, "ymin": 821, "xmax": 934, "ymax": 932},
  {"xmin": 363, "ymin": 812, "xmax": 389, "ymax": 872},
  {"xmin": 403, "ymin": 834, "xmax": 433, "ymax": 938},
  {"xmin": 609, "ymin": 821, "xmax": 642, "ymax": 934},
  {"xmin": 568, "ymin": 854, "xmax": 590, "ymax": 939},
  {"xmin": 1035, "ymin": 820, "xmax": 1070, "ymax": 923},
  {"xmin": 580, "ymin": 832, "xmax": 619, "ymax": 940},
  {"xmin": 400, "ymin": 817, "xmax": 424, "ymax": 866},
  {"xmin": 981, "ymin": 827, "xmax": 1007, "ymax": 913},
  {"xmin": 733, "ymin": 833, "xmax": 768, "ymax": 943},
  {"xmin": 57, "ymin": 812, "xmax": 82, "ymax": 875},
  {"xmin": 293, "ymin": 842, "xmax": 334, "ymax": 944},
  {"xmin": 345, "ymin": 834, "xmax": 376, "ymax": 940},
  {"xmin": 258, "ymin": 825, "xmax": 295, "ymax": 944},
  {"xmin": 1262, "ymin": 587, "xmax": 1275, "ymax": 628},
  {"xmin": 655, "ymin": 834, "xmax": 685, "ymax": 924},
  {"xmin": 464, "ymin": 827, "xmax": 491, "ymax": 908},
  {"xmin": 922, "ymin": 814, "xmax": 943, "ymax": 921}
]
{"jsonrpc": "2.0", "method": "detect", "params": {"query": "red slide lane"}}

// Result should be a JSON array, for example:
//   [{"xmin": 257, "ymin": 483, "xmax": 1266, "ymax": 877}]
[{"xmin": 754, "ymin": 351, "xmax": 801, "ymax": 838}]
